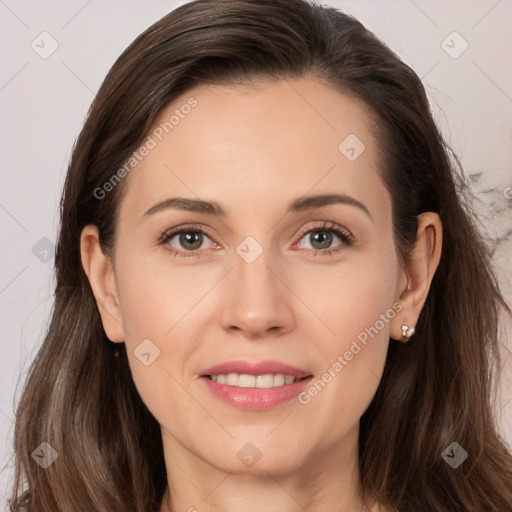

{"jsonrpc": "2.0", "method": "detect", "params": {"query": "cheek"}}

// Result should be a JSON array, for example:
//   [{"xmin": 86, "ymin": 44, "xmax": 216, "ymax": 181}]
[
  {"xmin": 112, "ymin": 244, "xmax": 230, "ymax": 427},
  {"xmin": 111, "ymin": 248, "xmax": 193, "ymax": 416},
  {"xmin": 291, "ymin": 246, "xmax": 397, "ymax": 352},
  {"xmin": 114, "ymin": 245, "xmax": 216, "ymax": 340},
  {"xmin": 292, "ymin": 249, "xmax": 397, "ymax": 430},
  {"xmin": 310, "ymin": 276, "xmax": 391, "ymax": 378}
]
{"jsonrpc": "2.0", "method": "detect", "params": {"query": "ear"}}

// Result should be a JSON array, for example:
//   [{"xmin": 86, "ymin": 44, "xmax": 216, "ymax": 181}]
[
  {"xmin": 390, "ymin": 212, "xmax": 442, "ymax": 343},
  {"xmin": 80, "ymin": 225, "xmax": 125, "ymax": 343}
]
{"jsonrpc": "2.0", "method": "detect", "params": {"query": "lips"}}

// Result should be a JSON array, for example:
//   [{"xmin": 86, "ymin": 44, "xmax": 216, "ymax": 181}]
[
  {"xmin": 201, "ymin": 360, "xmax": 312, "ymax": 379},
  {"xmin": 200, "ymin": 360, "xmax": 313, "ymax": 411}
]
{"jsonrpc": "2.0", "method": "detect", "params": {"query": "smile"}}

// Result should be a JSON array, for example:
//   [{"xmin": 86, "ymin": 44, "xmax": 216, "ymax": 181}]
[{"xmin": 208, "ymin": 373, "xmax": 302, "ymax": 388}]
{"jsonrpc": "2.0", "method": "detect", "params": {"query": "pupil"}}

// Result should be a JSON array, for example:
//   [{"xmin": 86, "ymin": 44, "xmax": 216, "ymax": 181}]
[
  {"xmin": 180, "ymin": 232, "xmax": 202, "ymax": 250},
  {"xmin": 311, "ymin": 231, "xmax": 332, "ymax": 249}
]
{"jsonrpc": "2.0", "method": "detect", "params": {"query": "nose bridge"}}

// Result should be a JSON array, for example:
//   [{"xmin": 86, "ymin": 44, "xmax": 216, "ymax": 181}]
[{"xmin": 219, "ymin": 235, "xmax": 295, "ymax": 336}]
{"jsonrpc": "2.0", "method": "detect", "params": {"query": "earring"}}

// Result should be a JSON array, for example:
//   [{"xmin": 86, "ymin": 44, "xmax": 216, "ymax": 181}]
[{"xmin": 401, "ymin": 325, "xmax": 415, "ymax": 339}]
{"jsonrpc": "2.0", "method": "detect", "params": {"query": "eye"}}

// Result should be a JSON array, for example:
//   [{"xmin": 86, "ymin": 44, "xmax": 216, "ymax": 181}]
[
  {"xmin": 158, "ymin": 221, "xmax": 354, "ymax": 258},
  {"xmin": 295, "ymin": 222, "xmax": 354, "ymax": 256},
  {"xmin": 159, "ymin": 225, "xmax": 216, "ymax": 257}
]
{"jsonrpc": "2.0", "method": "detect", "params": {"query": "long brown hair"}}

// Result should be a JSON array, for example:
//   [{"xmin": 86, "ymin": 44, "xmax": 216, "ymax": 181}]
[{"xmin": 9, "ymin": 1, "xmax": 512, "ymax": 510}]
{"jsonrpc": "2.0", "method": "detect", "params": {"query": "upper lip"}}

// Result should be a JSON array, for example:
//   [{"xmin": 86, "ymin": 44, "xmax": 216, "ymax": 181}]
[{"xmin": 201, "ymin": 360, "xmax": 312, "ymax": 379}]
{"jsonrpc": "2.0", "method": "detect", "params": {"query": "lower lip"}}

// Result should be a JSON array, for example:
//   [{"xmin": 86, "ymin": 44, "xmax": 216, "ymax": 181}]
[{"xmin": 201, "ymin": 376, "xmax": 313, "ymax": 411}]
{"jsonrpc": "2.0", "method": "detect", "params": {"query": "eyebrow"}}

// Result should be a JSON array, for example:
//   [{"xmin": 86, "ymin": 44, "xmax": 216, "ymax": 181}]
[{"xmin": 142, "ymin": 193, "xmax": 372, "ymax": 220}]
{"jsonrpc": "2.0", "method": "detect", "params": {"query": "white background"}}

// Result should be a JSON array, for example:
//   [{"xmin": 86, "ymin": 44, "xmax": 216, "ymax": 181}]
[{"xmin": 1, "ymin": 1, "xmax": 511, "ymax": 508}]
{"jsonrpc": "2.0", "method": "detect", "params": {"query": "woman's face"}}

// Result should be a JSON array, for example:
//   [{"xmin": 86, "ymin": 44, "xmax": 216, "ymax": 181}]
[{"xmin": 92, "ymin": 77, "xmax": 410, "ymax": 476}]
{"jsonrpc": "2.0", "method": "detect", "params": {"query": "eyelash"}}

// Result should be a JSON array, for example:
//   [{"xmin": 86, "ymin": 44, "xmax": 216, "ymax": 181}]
[{"xmin": 158, "ymin": 222, "xmax": 355, "ymax": 258}]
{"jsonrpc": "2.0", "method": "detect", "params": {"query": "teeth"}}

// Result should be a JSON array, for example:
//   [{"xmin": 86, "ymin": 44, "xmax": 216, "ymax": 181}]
[{"xmin": 210, "ymin": 373, "xmax": 297, "ymax": 388}]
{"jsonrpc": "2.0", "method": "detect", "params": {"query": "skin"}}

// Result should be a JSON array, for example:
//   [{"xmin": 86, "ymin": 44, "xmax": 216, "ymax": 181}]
[{"xmin": 80, "ymin": 77, "xmax": 442, "ymax": 512}]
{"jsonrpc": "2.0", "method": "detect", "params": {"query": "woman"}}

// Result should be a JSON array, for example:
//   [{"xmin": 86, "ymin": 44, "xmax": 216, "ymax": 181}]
[{"xmin": 9, "ymin": 0, "xmax": 512, "ymax": 510}]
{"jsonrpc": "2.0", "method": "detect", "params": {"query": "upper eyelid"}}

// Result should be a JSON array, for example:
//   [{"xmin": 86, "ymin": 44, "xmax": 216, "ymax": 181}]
[
  {"xmin": 296, "ymin": 222, "xmax": 352, "ymax": 239},
  {"xmin": 159, "ymin": 224, "xmax": 215, "ymax": 243}
]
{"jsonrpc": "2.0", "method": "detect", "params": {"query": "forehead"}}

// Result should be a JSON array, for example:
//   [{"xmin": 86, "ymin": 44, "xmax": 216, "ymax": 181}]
[{"xmin": 119, "ymin": 77, "xmax": 390, "ymax": 225}]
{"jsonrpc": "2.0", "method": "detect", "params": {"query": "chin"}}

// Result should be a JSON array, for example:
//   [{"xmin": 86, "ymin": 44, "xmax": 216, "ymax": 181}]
[{"xmin": 205, "ymin": 444, "xmax": 307, "ymax": 476}]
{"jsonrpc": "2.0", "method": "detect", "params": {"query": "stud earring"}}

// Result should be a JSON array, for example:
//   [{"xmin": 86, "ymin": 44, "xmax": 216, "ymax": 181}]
[{"xmin": 401, "ymin": 325, "xmax": 415, "ymax": 339}]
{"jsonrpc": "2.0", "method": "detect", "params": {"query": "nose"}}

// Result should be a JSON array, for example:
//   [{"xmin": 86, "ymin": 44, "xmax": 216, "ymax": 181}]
[{"xmin": 219, "ymin": 245, "xmax": 296, "ymax": 339}]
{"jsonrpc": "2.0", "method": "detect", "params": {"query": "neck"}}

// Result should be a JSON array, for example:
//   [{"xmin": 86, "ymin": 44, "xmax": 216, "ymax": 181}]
[{"xmin": 159, "ymin": 424, "xmax": 377, "ymax": 512}]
